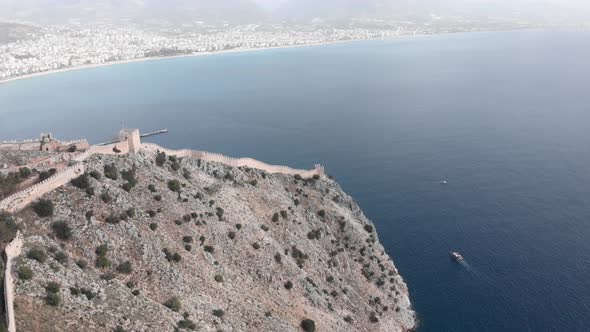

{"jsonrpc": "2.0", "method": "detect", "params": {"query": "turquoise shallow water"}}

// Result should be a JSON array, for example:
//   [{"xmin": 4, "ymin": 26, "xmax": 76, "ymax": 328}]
[{"xmin": 2, "ymin": 29, "xmax": 590, "ymax": 331}]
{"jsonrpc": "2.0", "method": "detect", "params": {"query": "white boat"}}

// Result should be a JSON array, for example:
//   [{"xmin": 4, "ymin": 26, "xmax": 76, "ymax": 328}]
[
  {"xmin": 440, "ymin": 180, "xmax": 448, "ymax": 185},
  {"xmin": 450, "ymin": 251, "xmax": 464, "ymax": 262}
]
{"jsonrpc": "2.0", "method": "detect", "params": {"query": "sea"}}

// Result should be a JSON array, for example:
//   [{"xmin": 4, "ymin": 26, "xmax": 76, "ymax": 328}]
[{"xmin": 1, "ymin": 29, "xmax": 590, "ymax": 332}]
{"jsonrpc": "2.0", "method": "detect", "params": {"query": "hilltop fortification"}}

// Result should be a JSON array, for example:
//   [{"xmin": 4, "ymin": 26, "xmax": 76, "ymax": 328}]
[{"xmin": 0, "ymin": 131, "xmax": 415, "ymax": 332}]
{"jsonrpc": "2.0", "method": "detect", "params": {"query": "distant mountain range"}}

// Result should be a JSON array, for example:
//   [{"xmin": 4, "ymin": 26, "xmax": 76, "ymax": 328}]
[{"xmin": 1, "ymin": 0, "xmax": 588, "ymax": 25}]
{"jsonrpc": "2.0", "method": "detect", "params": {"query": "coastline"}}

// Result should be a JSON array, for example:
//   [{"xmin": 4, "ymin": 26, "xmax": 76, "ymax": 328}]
[
  {"xmin": 0, "ymin": 27, "xmax": 550, "ymax": 86},
  {"xmin": 0, "ymin": 39, "xmax": 363, "ymax": 85}
]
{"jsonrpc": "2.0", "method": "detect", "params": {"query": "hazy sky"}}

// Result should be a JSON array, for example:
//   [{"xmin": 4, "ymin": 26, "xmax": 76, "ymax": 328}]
[{"xmin": 0, "ymin": 0, "xmax": 588, "ymax": 24}]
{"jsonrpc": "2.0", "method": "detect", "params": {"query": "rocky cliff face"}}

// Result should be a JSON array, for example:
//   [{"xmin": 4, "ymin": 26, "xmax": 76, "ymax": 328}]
[{"xmin": 9, "ymin": 151, "xmax": 415, "ymax": 332}]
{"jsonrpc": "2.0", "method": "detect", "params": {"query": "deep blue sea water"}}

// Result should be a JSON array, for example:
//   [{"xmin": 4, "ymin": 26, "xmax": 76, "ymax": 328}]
[{"xmin": 2, "ymin": 29, "xmax": 590, "ymax": 331}]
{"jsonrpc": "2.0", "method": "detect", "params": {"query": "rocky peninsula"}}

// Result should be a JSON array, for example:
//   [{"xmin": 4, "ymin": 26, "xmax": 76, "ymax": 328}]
[{"xmin": 0, "ymin": 132, "xmax": 415, "ymax": 332}]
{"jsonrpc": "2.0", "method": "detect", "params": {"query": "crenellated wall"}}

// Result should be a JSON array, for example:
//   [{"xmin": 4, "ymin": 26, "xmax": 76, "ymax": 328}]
[
  {"xmin": 0, "ymin": 164, "xmax": 85, "ymax": 213},
  {"xmin": 3, "ymin": 232, "xmax": 22, "ymax": 332},
  {"xmin": 0, "ymin": 138, "xmax": 89, "ymax": 152},
  {"xmin": 141, "ymin": 143, "xmax": 324, "ymax": 177}
]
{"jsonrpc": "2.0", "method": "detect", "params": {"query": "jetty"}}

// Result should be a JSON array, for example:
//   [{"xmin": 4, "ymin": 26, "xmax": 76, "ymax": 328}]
[{"xmin": 141, "ymin": 129, "xmax": 168, "ymax": 138}]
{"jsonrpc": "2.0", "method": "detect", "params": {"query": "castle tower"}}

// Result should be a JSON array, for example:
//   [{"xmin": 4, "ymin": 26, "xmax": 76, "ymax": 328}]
[{"xmin": 120, "ymin": 129, "xmax": 141, "ymax": 154}]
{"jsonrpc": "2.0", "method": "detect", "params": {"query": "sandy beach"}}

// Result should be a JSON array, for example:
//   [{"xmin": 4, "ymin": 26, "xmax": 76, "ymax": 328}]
[{"xmin": 0, "ymin": 39, "xmax": 363, "ymax": 85}]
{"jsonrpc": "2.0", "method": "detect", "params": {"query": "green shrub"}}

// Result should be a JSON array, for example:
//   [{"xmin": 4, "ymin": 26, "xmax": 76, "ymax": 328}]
[
  {"xmin": 343, "ymin": 316, "xmax": 353, "ymax": 323},
  {"xmin": 274, "ymin": 253, "xmax": 282, "ymax": 264},
  {"xmin": 204, "ymin": 246, "xmax": 214, "ymax": 253},
  {"xmin": 81, "ymin": 288, "xmax": 96, "ymax": 300},
  {"xmin": 71, "ymin": 174, "xmax": 90, "ymax": 189},
  {"xmin": 148, "ymin": 210, "xmax": 157, "ymax": 218},
  {"xmin": 95, "ymin": 244, "xmax": 108, "ymax": 256},
  {"xmin": 105, "ymin": 214, "xmax": 121, "ymax": 224},
  {"xmin": 212, "ymin": 309, "xmax": 224, "ymax": 318},
  {"xmin": 313, "ymin": 174, "xmax": 320, "ymax": 180},
  {"xmin": 27, "ymin": 247, "xmax": 47, "ymax": 263},
  {"xmin": 100, "ymin": 272, "xmax": 115, "ymax": 281},
  {"xmin": 32, "ymin": 199, "xmax": 54, "ymax": 217},
  {"xmin": 85, "ymin": 210, "xmax": 94, "ymax": 221},
  {"xmin": 164, "ymin": 296, "xmax": 181, "ymax": 312},
  {"xmin": 46, "ymin": 281, "xmax": 61, "ymax": 293},
  {"xmin": 148, "ymin": 184, "xmax": 157, "ymax": 192},
  {"xmin": 132, "ymin": 289, "xmax": 140, "ymax": 296},
  {"xmin": 280, "ymin": 210, "xmax": 288, "ymax": 219},
  {"xmin": 76, "ymin": 259, "xmax": 88, "ymax": 269},
  {"xmin": 364, "ymin": 224, "xmax": 374, "ymax": 233},
  {"xmin": 18, "ymin": 266, "xmax": 33, "ymax": 280},
  {"xmin": 317, "ymin": 210, "xmax": 326, "ymax": 218},
  {"xmin": 307, "ymin": 229, "xmax": 321, "ymax": 240},
  {"xmin": 54, "ymin": 251, "xmax": 68, "ymax": 264},
  {"xmin": 69, "ymin": 287, "xmax": 80, "ymax": 296},
  {"xmin": 294, "ymin": 174, "xmax": 303, "ymax": 181},
  {"xmin": 89, "ymin": 170, "xmax": 101, "ymax": 180},
  {"xmin": 51, "ymin": 221, "xmax": 72, "ymax": 240},
  {"xmin": 156, "ymin": 152, "xmax": 166, "ymax": 166},
  {"xmin": 284, "ymin": 280, "xmax": 293, "ymax": 290},
  {"xmin": 301, "ymin": 319, "xmax": 316, "ymax": 332},
  {"xmin": 184, "ymin": 244, "xmax": 192, "ymax": 251},
  {"xmin": 126, "ymin": 281, "xmax": 135, "ymax": 289},
  {"xmin": 126, "ymin": 208, "xmax": 136, "ymax": 218},
  {"xmin": 38, "ymin": 168, "xmax": 57, "ymax": 181},
  {"xmin": 261, "ymin": 225, "xmax": 269, "ymax": 232},
  {"xmin": 252, "ymin": 243, "xmax": 261, "ymax": 250},
  {"xmin": 182, "ymin": 236, "xmax": 193, "ymax": 243},
  {"xmin": 100, "ymin": 192, "xmax": 112, "ymax": 204},
  {"xmin": 177, "ymin": 319, "xmax": 196, "ymax": 330},
  {"xmin": 116, "ymin": 261, "xmax": 133, "ymax": 274},
  {"xmin": 0, "ymin": 211, "xmax": 18, "ymax": 242},
  {"xmin": 19, "ymin": 167, "xmax": 31, "ymax": 178},
  {"xmin": 228, "ymin": 231, "xmax": 236, "ymax": 240},
  {"xmin": 154, "ymin": 194, "xmax": 162, "ymax": 201},
  {"xmin": 235, "ymin": 224, "xmax": 242, "ymax": 230},
  {"xmin": 168, "ymin": 180, "xmax": 181, "ymax": 192},
  {"xmin": 249, "ymin": 179, "xmax": 258, "ymax": 186},
  {"xmin": 96, "ymin": 256, "xmax": 112, "ymax": 268},
  {"xmin": 45, "ymin": 293, "xmax": 60, "ymax": 306},
  {"xmin": 214, "ymin": 274, "xmax": 223, "ymax": 282},
  {"xmin": 272, "ymin": 213, "xmax": 279, "ymax": 223},
  {"xmin": 149, "ymin": 223, "xmax": 158, "ymax": 231},
  {"xmin": 104, "ymin": 164, "xmax": 118, "ymax": 180}
]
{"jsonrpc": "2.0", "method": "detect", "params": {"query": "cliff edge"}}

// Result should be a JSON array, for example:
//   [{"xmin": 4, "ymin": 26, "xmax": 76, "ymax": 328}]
[{"xmin": 5, "ymin": 150, "xmax": 415, "ymax": 331}]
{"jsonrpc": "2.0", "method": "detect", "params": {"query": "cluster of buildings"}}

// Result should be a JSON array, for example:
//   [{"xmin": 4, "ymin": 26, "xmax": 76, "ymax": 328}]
[{"xmin": 0, "ymin": 21, "xmax": 505, "ymax": 81}]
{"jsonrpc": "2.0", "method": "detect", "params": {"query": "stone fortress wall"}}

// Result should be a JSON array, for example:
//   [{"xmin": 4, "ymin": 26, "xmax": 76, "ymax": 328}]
[
  {"xmin": 141, "ymin": 143, "xmax": 325, "ymax": 177},
  {"xmin": 1, "ymin": 129, "xmax": 323, "ymax": 213},
  {"xmin": 0, "ymin": 164, "xmax": 85, "ymax": 213},
  {"xmin": 0, "ymin": 136, "xmax": 89, "ymax": 152},
  {"xmin": 3, "ymin": 233, "xmax": 22, "ymax": 332}
]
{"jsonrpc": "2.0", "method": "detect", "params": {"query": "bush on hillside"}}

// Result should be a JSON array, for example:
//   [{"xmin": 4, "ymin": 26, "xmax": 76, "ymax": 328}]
[
  {"xmin": 167, "ymin": 180, "xmax": 181, "ymax": 192},
  {"xmin": 156, "ymin": 152, "xmax": 167, "ymax": 166},
  {"xmin": 27, "ymin": 247, "xmax": 47, "ymax": 263},
  {"xmin": 301, "ymin": 319, "xmax": 316, "ymax": 332},
  {"xmin": 164, "ymin": 296, "xmax": 181, "ymax": 312},
  {"xmin": 32, "ymin": 199, "xmax": 54, "ymax": 217},
  {"xmin": 51, "ymin": 221, "xmax": 72, "ymax": 241},
  {"xmin": 0, "ymin": 211, "xmax": 18, "ymax": 242},
  {"xmin": 71, "ymin": 174, "xmax": 90, "ymax": 189},
  {"xmin": 18, "ymin": 266, "xmax": 33, "ymax": 280}
]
